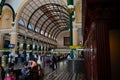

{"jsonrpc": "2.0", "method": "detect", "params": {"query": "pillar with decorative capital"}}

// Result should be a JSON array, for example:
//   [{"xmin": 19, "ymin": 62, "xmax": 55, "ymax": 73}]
[
  {"xmin": 10, "ymin": 32, "xmax": 18, "ymax": 54},
  {"xmin": 68, "ymin": 0, "xmax": 74, "ymax": 59},
  {"xmin": 73, "ymin": 27, "xmax": 78, "ymax": 45},
  {"xmin": 0, "ymin": 33, "xmax": 4, "ymax": 49},
  {"xmin": 73, "ymin": 0, "xmax": 82, "ymax": 46}
]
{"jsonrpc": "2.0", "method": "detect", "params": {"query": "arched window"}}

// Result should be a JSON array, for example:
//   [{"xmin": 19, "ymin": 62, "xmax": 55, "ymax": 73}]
[
  {"xmin": 45, "ymin": 32, "xmax": 48, "ymax": 36},
  {"xmin": 49, "ymin": 34, "xmax": 51, "ymax": 38},
  {"xmin": 28, "ymin": 24, "xmax": 33, "ymax": 29},
  {"xmin": 18, "ymin": 19, "xmax": 25, "ymax": 26},
  {"xmin": 41, "ymin": 30, "xmax": 44, "ymax": 34},
  {"xmin": 35, "ymin": 28, "xmax": 39, "ymax": 33}
]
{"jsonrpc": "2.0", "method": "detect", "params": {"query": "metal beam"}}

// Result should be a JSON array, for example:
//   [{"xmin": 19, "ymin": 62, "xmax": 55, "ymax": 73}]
[
  {"xmin": 44, "ymin": 19, "xmax": 69, "ymax": 35},
  {"xmin": 68, "ymin": 0, "xmax": 73, "ymax": 46},
  {"xmin": 46, "ymin": 24, "xmax": 65, "ymax": 37},
  {"xmin": 47, "ymin": 22, "xmax": 69, "ymax": 36},
  {"xmin": 48, "ymin": 22, "xmax": 69, "ymax": 37},
  {"xmin": 54, "ymin": 28, "xmax": 69, "ymax": 39},
  {"xmin": 39, "ymin": 15, "xmax": 69, "ymax": 32},
  {"xmin": 51, "ymin": 25, "xmax": 68, "ymax": 38},
  {"xmin": 68, "ymin": 0, "xmax": 74, "ymax": 59},
  {"xmin": 53, "ymin": 26, "xmax": 68, "ymax": 38},
  {"xmin": 35, "ymin": 10, "xmax": 69, "ymax": 31},
  {"xmin": 34, "ymin": 9, "xmax": 68, "ymax": 30},
  {"xmin": 27, "ymin": 3, "xmax": 68, "ymax": 29}
]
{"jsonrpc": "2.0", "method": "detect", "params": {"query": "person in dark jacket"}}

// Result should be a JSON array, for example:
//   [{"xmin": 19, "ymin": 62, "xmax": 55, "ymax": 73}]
[
  {"xmin": 0, "ymin": 65, "xmax": 5, "ymax": 80},
  {"xmin": 51, "ymin": 54, "xmax": 57, "ymax": 70}
]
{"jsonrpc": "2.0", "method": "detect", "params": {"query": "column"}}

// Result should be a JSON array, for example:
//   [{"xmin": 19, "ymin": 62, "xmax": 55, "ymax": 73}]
[
  {"xmin": 23, "ymin": 41, "xmax": 27, "ymax": 51},
  {"xmin": 73, "ymin": 0, "xmax": 82, "ymax": 45},
  {"xmin": 41, "ymin": 44, "xmax": 43, "ymax": 54},
  {"xmin": 68, "ymin": 0, "xmax": 74, "ymax": 59},
  {"xmin": 73, "ymin": 27, "xmax": 78, "ymax": 45},
  {"xmin": 95, "ymin": 20, "xmax": 111, "ymax": 80},
  {"xmin": 44, "ymin": 44, "xmax": 46, "ymax": 54},
  {"xmin": 68, "ymin": 0, "xmax": 73, "ymax": 45},
  {"xmin": 0, "ymin": 33, "xmax": 4, "ymax": 49},
  {"xmin": 0, "ymin": 33, "xmax": 4, "ymax": 58},
  {"xmin": 27, "ymin": 44, "xmax": 30, "ymax": 51},
  {"xmin": 75, "ymin": 0, "xmax": 82, "ymax": 23},
  {"xmin": 10, "ymin": 32, "xmax": 18, "ymax": 54},
  {"xmin": 37, "ymin": 45, "xmax": 39, "ymax": 52}
]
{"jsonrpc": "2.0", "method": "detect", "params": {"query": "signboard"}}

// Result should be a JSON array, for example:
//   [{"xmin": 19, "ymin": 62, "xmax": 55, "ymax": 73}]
[
  {"xmin": 8, "ymin": 44, "xmax": 15, "ymax": 48},
  {"xmin": 69, "ymin": 45, "xmax": 83, "ymax": 49}
]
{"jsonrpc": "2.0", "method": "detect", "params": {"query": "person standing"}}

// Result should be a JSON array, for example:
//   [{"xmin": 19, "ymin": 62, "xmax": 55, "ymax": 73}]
[
  {"xmin": 21, "ymin": 50, "xmax": 26, "ymax": 62},
  {"xmin": 0, "ymin": 65, "xmax": 5, "ymax": 80},
  {"xmin": 51, "ymin": 54, "xmax": 57, "ymax": 70}
]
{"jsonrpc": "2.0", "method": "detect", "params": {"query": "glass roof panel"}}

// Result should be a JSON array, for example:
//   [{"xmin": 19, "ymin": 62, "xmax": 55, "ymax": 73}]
[
  {"xmin": 28, "ymin": 24, "xmax": 33, "ymax": 29},
  {"xmin": 35, "ymin": 28, "xmax": 39, "ymax": 33},
  {"xmin": 18, "ymin": 19, "xmax": 24, "ymax": 26},
  {"xmin": 18, "ymin": 0, "xmax": 69, "ymax": 40},
  {"xmin": 41, "ymin": 30, "xmax": 44, "ymax": 34}
]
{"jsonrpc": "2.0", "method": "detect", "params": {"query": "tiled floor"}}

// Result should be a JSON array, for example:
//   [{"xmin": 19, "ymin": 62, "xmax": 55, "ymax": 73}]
[
  {"xmin": 4, "ymin": 60, "xmax": 85, "ymax": 80},
  {"xmin": 43, "ymin": 60, "xmax": 85, "ymax": 80},
  {"xmin": 43, "ymin": 60, "xmax": 68, "ymax": 78}
]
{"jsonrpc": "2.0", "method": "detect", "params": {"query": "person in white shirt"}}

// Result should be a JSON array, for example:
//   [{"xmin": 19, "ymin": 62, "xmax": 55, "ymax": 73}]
[{"xmin": 67, "ymin": 54, "xmax": 72, "ymax": 60}]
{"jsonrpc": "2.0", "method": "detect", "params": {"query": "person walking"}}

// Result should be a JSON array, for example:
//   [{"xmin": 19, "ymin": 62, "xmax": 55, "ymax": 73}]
[{"xmin": 51, "ymin": 54, "xmax": 57, "ymax": 70}]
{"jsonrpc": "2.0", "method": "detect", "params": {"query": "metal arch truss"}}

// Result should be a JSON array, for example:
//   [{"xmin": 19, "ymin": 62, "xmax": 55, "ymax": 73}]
[
  {"xmin": 38, "ymin": 15, "xmax": 69, "ymax": 34},
  {"xmin": 34, "ymin": 9, "xmax": 69, "ymax": 31},
  {"xmin": 54, "ymin": 27, "xmax": 69, "ymax": 39},
  {"xmin": 47, "ymin": 21, "xmax": 69, "ymax": 37},
  {"xmin": 35, "ymin": 10, "xmax": 69, "ymax": 31},
  {"xmin": 27, "ymin": 3, "xmax": 68, "ymax": 28},
  {"xmin": 26, "ymin": 3, "xmax": 69, "ymax": 40},
  {"xmin": 45, "ymin": 19, "xmax": 69, "ymax": 36}
]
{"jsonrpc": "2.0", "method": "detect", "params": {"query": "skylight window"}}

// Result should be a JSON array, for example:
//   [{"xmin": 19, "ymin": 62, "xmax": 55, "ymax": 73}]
[
  {"xmin": 45, "ymin": 33, "xmax": 48, "ymax": 36},
  {"xmin": 41, "ymin": 30, "xmax": 44, "ymax": 34},
  {"xmin": 35, "ymin": 28, "xmax": 39, "ymax": 32},
  {"xmin": 49, "ymin": 34, "xmax": 51, "ymax": 38},
  {"xmin": 18, "ymin": 19, "xmax": 24, "ymax": 26},
  {"xmin": 28, "ymin": 24, "xmax": 33, "ymax": 29}
]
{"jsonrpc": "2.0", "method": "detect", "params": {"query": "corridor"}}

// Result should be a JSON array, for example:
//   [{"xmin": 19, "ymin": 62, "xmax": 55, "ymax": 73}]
[{"xmin": 0, "ymin": 0, "xmax": 120, "ymax": 80}]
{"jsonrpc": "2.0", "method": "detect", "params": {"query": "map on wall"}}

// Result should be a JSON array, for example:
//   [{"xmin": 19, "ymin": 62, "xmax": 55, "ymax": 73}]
[{"xmin": 64, "ymin": 37, "xmax": 70, "ymax": 46}]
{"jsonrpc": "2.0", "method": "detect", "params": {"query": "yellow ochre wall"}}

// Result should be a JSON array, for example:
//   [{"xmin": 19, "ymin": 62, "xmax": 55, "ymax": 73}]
[{"xmin": 109, "ymin": 29, "xmax": 120, "ymax": 80}]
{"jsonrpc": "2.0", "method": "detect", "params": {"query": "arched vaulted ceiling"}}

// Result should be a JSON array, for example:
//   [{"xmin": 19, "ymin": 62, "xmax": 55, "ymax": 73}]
[{"xmin": 18, "ymin": 0, "xmax": 69, "ymax": 40}]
